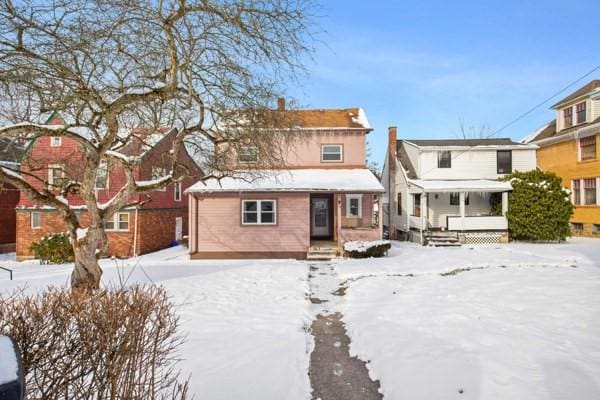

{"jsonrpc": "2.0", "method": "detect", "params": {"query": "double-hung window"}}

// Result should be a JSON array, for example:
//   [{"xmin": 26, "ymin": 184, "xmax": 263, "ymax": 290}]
[
  {"xmin": 151, "ymin": 167, "xmax": 167, "ymax": 191},
  {"xmin": 31, "ymin": 212, "xmax": 41, "ymax": 229},
  {"xmin": 346, "ymin": 194, "xmax": 362, "ymax": 218},
  {"xmin": 242, "ymin": 200, "xmax": 276, "ymax": 225},
  {"xmin": 413, "ymin": 193, "xmax": 421, "ymax": 217},
  {"xmin": 239, "ymin": 146, "xmax": 258, "ymax": 163},
  {"xmin": 105, "ymin": 212, "xmax": 130, "ymax": 231},
  {"xmin": 563, "ymin": 107, "xmax": 573, "ymax": 128},
  {"xmin": 50, "ymin": 137, "xmax": 61, "ymax": 147},
  {"xmin": 437, "ymin": 150, "xmax": 451, "ymax": 168},
  {"xmin": 584, "ymin": 178, "xmax": 596, "ymax": 205},
  {"xmin": 321, "ymin": 145, "xmax": 343, "ymax": 162},
  {"xmin": 572, "ymin": 179, "xmax": 581, "ymax": 205},
  {"xmin": 576, "ymin": 102, "xmax": 586, "ymax": 124},
  {"xmin": 580, "ymin": 135, "xmax": 596, "ymax": 161},
  {"xmin": 497, "ymin": 150, "xmax": 512, "ymax": 174},
  {"xmin": 48, "ymin": 164, "xmax": 64, "ymax": 188}
]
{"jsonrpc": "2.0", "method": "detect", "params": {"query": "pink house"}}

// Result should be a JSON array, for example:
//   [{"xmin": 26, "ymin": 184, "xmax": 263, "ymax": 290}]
[{"xmin": 186, "ymin": 101, "xmax": 384, "ymax": 259}]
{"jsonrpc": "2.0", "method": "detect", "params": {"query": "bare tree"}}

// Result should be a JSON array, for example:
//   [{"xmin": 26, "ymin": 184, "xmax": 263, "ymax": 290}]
[
  {"xmin": 456, "ymin": 119, "xmax": 492, "ymax": 139},
  {"xmin": 0, "ymin": 0, "xmax": 316, "ymax": 289}
]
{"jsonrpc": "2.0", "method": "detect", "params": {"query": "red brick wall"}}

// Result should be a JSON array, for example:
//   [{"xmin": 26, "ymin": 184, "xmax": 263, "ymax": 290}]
[
  {"xmin": 137, "ymin": 208, "xmax": 188, "ymax": 255},
  {"xmin": 0, "ymin": 184, "xmax": 19, "ymax": 244}
]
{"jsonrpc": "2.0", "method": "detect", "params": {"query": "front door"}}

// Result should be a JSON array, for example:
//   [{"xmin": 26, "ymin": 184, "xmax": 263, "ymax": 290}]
[
  {"xmin": 175, "ymin": 217, "xmax": 183, "ymax": 241},
  {"xmin": 311, "ymin": 197, "xmax": 330, "ymax": 238}
]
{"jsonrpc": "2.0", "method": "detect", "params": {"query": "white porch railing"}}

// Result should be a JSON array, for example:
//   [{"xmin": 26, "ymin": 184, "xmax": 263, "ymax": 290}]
[
  {"xmin": 447, "ymin": 215, "xmax": 507, "ymax": 231},
  {"xmin": 409, "ymin": 215, "xmax": 422, "ymax": 230}
]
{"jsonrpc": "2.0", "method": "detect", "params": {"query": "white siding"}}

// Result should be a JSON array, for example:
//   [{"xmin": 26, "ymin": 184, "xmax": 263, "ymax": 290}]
[
  {"xmin": 403, "ymin": 142, "xmax": 421, "ymax": 176},
  {"xmin": 592, "ymin": 98, "xmax": 600, "ymax": 121}
]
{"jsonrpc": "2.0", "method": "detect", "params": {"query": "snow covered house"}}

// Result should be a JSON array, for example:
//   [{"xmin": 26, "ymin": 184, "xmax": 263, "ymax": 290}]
[
  {"xmin": 382, "ymin": 127, "xmax": 537, "ymax": 245},
  {"xmin": 185, "ymin": 100, "xmax": 384, "ymax": 259},
  {"xmin": 13, "ymin": 114, "xmax": 202, "ymax": 260}
]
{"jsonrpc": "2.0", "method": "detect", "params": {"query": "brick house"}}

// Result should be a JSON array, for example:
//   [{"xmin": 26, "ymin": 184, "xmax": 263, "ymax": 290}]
[
  {"xmin": 0, "ymin": 138, "xmax": 25, "ymax": 253},
  {"xmin": 15, "ymin": 115, "xmax": 202, "ymax": 260}
]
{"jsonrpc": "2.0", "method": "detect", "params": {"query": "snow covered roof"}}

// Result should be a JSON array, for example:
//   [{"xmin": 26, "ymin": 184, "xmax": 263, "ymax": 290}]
[
  {"xmin": 186, "ymin": 169, "xmax": 384, "ymax": 193},
  {"xmin": 403, "ymin": 138, "xmax": 536, "ymax": 149},
  {"xmin": 408, "ymin": 179, "xmax": 512, "ymax": 193}
]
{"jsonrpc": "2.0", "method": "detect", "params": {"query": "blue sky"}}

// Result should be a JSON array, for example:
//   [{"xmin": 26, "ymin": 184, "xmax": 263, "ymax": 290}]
[{"xmin": 289, "ymin": 0, "xmax": 600, "ymax": 167}]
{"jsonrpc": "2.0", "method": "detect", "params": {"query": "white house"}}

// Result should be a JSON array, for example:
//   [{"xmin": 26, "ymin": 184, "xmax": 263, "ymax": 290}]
[{"xmin": 382, "ymin": 127, "xmax": 538, "ymax": 245}]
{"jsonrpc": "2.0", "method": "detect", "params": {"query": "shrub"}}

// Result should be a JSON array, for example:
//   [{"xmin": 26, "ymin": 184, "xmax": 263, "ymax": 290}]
[
  {"xmin": 501, "ymin": 170, "xmax": 574, "ymax": 241},
  {"xmin": 344, "ymin": 240, "xmax": 391, "ymax": 258},
  {"xmin": 29, "ymin": 233, "xmax": 74, "ymax": 264},
  {"xmin": 0, "ymin": 286, "xmax": 189, "ymax": 400}
]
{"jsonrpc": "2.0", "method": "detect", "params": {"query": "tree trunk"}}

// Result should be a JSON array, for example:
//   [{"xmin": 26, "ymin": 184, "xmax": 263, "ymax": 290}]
[{"xmin": 71, "ymin": 228, "xmax": 105, "ymax": 290}]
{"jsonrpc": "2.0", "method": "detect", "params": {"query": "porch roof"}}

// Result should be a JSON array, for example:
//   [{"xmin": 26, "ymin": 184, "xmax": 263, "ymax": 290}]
[
  {"xmin": 408, "ymin": 179, "xmax": 512, "ymax": 193},
  {"xmin": 186, "ymin": 168, "xmax": 385, "ymax": 193}
]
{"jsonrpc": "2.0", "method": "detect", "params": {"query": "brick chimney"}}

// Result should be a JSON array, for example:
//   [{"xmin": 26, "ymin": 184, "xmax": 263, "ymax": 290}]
[
  {"xmin": 388, "ymin": 126, "xmax": 397, "ymax": 239},
  {"xmin": 277, "ymin": 97, "xmax": 285, "ymax": 111}
]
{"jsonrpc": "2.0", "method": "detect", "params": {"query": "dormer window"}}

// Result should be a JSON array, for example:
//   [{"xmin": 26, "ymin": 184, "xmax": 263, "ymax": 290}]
[
  {"xmin": 576, "ymin": 102, "xmax": 586, "ymax": 124},
  {"xmin": 437, "ymin": 150, "xmax": 451, "ymax": 168},
  {"xmin": 321, "ymin": 144, "xmax": 343, "ymax": 162},
  {"xmin": 563, "ymin": 107, "xmax": 573, "ymax": 128},
  {"xmin": 239, "ymin": 146, "xmax": 258, "ymax": 163}
]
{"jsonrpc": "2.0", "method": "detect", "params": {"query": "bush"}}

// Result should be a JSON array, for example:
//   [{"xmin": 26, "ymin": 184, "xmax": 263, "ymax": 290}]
[
  {"xmin": 29, "ymin": 233, "xmax": 74, "ymax": 264},
  {"xmin": 344, "ymin": 240, "xmax": 391, "ymax": 258},
  {"xmin": 0, "ymin": 286, "xmax": 189, "ymax": 400},
  {"xmin": 501, "ymin": 170, "xmax": 574, "ymax": 241}
]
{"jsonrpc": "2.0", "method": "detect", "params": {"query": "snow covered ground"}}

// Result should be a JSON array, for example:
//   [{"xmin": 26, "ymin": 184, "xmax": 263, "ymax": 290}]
[{"xmin": 1, "ymin": 238, "xmax": 599, "ymax": 399}]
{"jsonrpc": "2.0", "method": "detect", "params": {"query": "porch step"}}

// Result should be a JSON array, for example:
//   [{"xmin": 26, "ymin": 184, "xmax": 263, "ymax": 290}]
[
  {"xmin": 425, "ymin": 232, "xmax": 462, "ymax": 247},
  {"xmin": 307, "ymin": 246, "xmax": 338, "ymax": 261}
]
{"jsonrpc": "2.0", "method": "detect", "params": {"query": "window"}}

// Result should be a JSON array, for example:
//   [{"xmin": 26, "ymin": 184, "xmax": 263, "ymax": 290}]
[
  {"xmin": 413, "ymin": 193, "xmax": 421, "ymax": 217},
  {"xmin": 497, "ymin": 150, "xmax": 512, "ymax": 174},
  {"xmin": 321, "ymin": 144, "xmax": 343, "ymax": 162},
  {"xmin": 31, "ymin": 212, "xmax": 41, "ymax": 229},
  {"xmin": 437, "ymin": 150, "xmax": 451, "ymax": 168},
  {"xmin": 105, "ymin": 212, "xmax": 130, "ymax": 231},
  {"xmin": 174, "ymin": 182, "xmax": 182, "ymax": 201},
  {"xmin": 571, "ymin": 222, "xmax": 583, "ymax": 234},
  {"xmin": 151, "ymin": 167, "xmax": 167, "ymax": 191},
  {"xmin": 346, "ymin": 194, "xmax": 362, "ymax": 218},
  {"xmin": 563, "ymin": 107, "xmax": 573, "ymax": 128},
  {"xmin": 573, "ymin": 179, "xmax": 581, "ymax": 205},
  {"xmin": 50, "ymin": 137, "xmax": 61, "ymax": 147},
  {"xmin": 593, "ymin": 224, "xmax": 600, "ymax": 234},
  {"xmin": 450, "ymin": 192, "xmax": 469, "ymax": 206},
  {"xmin": 95, "ymin": 162, "xmax": 108, "ymax": 189},
  {"xmin": 239, "ymin": 146, "xmax": 258, "ymax": 163},
  {"xmin": 397, "ymin": 193, "xmax": 402, "ymax": 215},
  {"xmin": 242, "ymin": 200, "xmax": 276, "ymax": 225},
  {"xmin": 48, "ymin": 164, "xmax": 64, "ymax": 188},
  {"xmin": 584, "ymin": 178, "xmax": 596, "ymax": 205},
  {"xmin": 580, "ymin": 135, "xmax": 596, "ymax": 161},
  {"xmin": 576, "ymin": 102, "xmax": 586, "ymax": 124}
]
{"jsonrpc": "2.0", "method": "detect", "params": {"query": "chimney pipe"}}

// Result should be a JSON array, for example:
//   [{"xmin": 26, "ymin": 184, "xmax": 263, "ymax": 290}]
[{"xmin": 277, "ymin": 97, "xmax": 285, "ymax": 112}]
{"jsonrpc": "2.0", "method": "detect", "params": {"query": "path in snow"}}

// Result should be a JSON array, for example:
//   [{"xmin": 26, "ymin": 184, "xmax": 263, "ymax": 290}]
[{"xmin": 307, "ymin": 262, "xmax": 382, "ymax": 400}]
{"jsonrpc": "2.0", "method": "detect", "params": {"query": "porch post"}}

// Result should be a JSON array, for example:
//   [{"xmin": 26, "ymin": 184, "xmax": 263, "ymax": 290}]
[
  {"xmin": 501, "ymin": 192, "xmax": 509, "ymax": 215},
  {"xmin": 378, "ymin": 194, "xmax": 383, "ymax": 238},
  {"xmin": 420, "ymin": 192, "xmax": 427, "ymax": 244},
  {"xmin": 336, "ymin": 194, "xmax": 343, "ymax": 245},
  {"xmin": 459, "ymin": 192, "xmax": 466, "ymax": 231}
]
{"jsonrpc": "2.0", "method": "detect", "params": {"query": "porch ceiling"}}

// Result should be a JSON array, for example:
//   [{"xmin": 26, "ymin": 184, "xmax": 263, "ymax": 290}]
[{"xmin": 408, "ymin": 179, "xmax": 512, "ymax": 193}]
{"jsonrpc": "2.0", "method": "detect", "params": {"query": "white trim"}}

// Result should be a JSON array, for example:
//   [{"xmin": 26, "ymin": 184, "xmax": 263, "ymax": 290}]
[
  {"xmin": 105, "ymin": 212, "xmax": 130, "ymax": 231},
  {"xmin": 345, "ymin": 194, "xmax": 363, "ymax": 218},
  {"xmin": 321, "ymin": 144, "xmax": 343, "ymax": 163},
  {"xmin": 174, "ymin": 182, "xmax": 182, "ymax": 202},
  {"xmin": 31, "ymin": 212, "xmax": 41, "ymax": 229},
  {"xmin": 241, "ymin": 199, "xmax": 277, "ymax": 225},
  {"xmin": 47, "ymin": 163, "xmax": 63, "ymax": 186},
  {"xmin": 50, "ymin": 136, "xmax": 61, "ymax": 147}
]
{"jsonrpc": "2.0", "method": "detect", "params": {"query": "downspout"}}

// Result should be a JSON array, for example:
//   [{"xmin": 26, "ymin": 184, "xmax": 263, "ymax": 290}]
[
  {"xmin": 195, "ymin": 195, "xmax": 199, "ymax": 253},
  {"xmin": 132, "ymin": 207, "xmax": 139, "ymax": 257}
]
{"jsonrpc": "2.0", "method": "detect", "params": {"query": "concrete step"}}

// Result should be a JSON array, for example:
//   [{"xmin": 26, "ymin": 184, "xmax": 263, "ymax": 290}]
[{"xmin": 427, "ymin": 240, "xmax": 462, "ymax": 247}]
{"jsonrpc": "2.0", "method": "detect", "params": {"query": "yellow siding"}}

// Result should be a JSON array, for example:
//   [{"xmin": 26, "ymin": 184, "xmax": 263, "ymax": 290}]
[{"xmin": 536, "ymin": 132, "xmax": 600, "ymax": 236}]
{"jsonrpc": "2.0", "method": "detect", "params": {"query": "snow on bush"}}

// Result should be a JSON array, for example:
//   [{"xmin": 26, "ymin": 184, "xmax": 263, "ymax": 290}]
[
  {"xmin": 29, "ymin": 233, "xmax": 74, "ymax": 264},
  {"xmin": 344, "ymin": 240, "xmax": 391, "ymax": 258}
]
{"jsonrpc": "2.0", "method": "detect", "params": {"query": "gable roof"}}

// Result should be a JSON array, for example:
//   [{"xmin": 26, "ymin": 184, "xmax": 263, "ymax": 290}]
[
  {"xmin": 552, "ymin": 80, "xmax": 600, "ymax": 108},
  {"xmin": 286, "ymin": 108, "xmax": 371, "ymax": 130},
  {"xmin": 117, "ymin": 127, "xmax": 177, "ymax": 158},
  {"xmin": 403, "ymin": 138, "xmax": 525, "ymax": 147}
]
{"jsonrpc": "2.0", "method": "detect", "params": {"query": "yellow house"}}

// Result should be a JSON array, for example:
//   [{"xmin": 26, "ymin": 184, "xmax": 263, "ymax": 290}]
[{"xmin": 525, "ymin": 80, "xmax": 600, "ymax": 237}]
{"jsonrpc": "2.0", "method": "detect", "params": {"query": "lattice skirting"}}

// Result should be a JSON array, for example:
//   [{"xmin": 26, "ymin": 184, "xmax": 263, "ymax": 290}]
[{"xmin": 459, "ymin": 232, "xmax": 508, "ymax": 245}]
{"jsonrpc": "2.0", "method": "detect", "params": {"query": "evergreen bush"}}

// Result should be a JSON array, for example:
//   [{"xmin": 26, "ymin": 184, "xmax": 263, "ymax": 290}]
[
  {"xmin": 501, "ymin": 170, "xmax": 574, "ymax": 241},
  {"xmin": 29, "ymin": 233, "xmax": 75, "ymax": 264}
]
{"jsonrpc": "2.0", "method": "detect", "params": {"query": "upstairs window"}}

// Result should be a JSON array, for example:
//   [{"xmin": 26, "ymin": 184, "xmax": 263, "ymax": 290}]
[
  {"xmin": 95, "ymin": 162, "xmax": 108, "ymax": 189},
  {"xmin": 397, "ymin": 193, "xmax": 402, "ymax": 215},
  {"xmin": 450, "ymin": 192, "xmax": 470, "ymax": 206},
  {"xmin": 584, "ymin": 178, "xmax": 596, "ymax": 205},
  {"xmin": 563, "ymin": 107, "xmax": 573, "ymax": 128},
  {"xmin": 346, "ymin": 194, "xmax": 363, "ymax": 218},
  {"xmin": 48, "ymin": 164, "xmax": 65, "ymax": 188},
  {"xmin": 573, "ymin": 179, "xmax": 581, "ymax": 205},
  {"xmin": 580, "ymin": 135, "xmax": 596, "ymax": 161},
  {"xmin": 151, "ymin": 167, "xmax": 168, "ymax": 191},
  {"xmin": 242, "ymin": 200, "xmax": 276, "ymax": 225},
  {"xmin": 174, "ymin": 182, "xmax": 182, "ymax": 201},
  {"xmin": 321, "ymin": 144, "xmax": 343, "ymax": 162},
  {"xmin": 496, "ymin": 150, "xmax": 512, "ymax": 174},
  {"xmin": 50, "ymin": 137, "xmax": 61, "ymax": 147},
  {"xmin": 437, "ymin": 150, "xmax": 451, "ymax": 168},
  {"xmin": 576, "ymin": 102, "xmax": 586, "ymax": 124},
  {"xmin": 239, "ymin": 146, "xmax": 258, "ymax": 163}
]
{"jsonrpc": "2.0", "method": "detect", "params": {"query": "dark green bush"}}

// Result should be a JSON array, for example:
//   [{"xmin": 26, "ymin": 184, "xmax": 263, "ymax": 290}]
[
  {"xmin": 30, "ymin": 233, "xmax": 75, "ymax": 264},
  {"xmin": 501, "ymin": 170, "xmax": 574, "ymax": 242},
  {"xmin": 345, "ymin": 241, "xmax": 391, "ymax": 258}
]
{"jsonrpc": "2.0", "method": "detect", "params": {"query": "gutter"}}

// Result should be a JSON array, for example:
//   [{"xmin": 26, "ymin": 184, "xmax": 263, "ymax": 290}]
[{"xmin": 534, "ymin": 121, "xmax": 600, "ymax": 147}]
